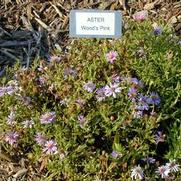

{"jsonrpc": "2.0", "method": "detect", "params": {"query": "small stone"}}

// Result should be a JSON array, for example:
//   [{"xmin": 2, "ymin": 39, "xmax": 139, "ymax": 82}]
[
  {"xmin": 13, "ymin": 168, "xmax": 27, "ymax": 178},
  {"xmin": 178, "ymin": 15, "xmax": 181, "ymax": 22},
  {"xmin": 170, "ymin": 16, "xmax": 177, "ymax": 24}
]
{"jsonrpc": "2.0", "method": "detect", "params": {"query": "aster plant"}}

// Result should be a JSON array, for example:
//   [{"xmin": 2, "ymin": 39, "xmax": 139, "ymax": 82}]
[{"xmin": 0, "ymin": 17, "xmax": 180, "ymax": 181}]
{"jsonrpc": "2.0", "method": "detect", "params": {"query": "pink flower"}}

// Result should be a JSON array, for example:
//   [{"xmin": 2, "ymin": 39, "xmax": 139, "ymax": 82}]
[
  {"xmin": 48, "ymin": 55, "xmax": 61, "ymax": 63},
  {"xmin": 106, "ymin": 51, "xmax": 118, "ymax": 64},
  {"xmin": 156, "ymin": 165, "xmax": 170, "ymax": 179},
  {"xmin": 5, "ymin": 131, "xmax": 19, "ymax": 145},
  {"xmin": 43, "ymin": 140, "xmax": 58, "ymax": 155},
  {"xmin": 131, "ymin": 165, "xmax": 144, "ymax": 180},
  {"xmin": 104, "ymin": 83, "xmax": 121, "ymax": 98},
  {"xmin": 35, "ymin": 132, "xmax": 46, "ymax": 146},
  {"xmin": 166, "ymin": 160, "xmax": 180, "ymax": 173},
  {"xmin": 40, "ymin": 112, "xmax": 56, "ymax": 124},
  {"xmin": 133, "ymin": 10, "xmax": 148, "ymax": 21}
]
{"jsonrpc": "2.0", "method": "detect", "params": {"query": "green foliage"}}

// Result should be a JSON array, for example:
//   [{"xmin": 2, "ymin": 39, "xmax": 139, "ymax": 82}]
[{"xmin": 0, "ymin": 19, "xmax": 180, "ymax": 180}]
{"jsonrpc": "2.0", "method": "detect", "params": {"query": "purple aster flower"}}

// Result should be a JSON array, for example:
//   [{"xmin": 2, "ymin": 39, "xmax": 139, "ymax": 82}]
[
  {"xmin": 133, "ymin": 110, "xmax": 143, "ymax": 119},
  {"xmin": 83, "ymin": 81, "xmax": 96, "ymax": 93},
  {"xmin": 6, "ymin": 86, "xmax": 16, "ymax": 95},
  {"xmin": 104, "ymin": 83, "xmax": 121, "ymax": 98},
  {"xmin": 77, "ymin": 115, "xmax": 87, "ymax": 128},
  {"xmin": 154, "ymin": 131, "xmax": 165, "ymax": 144},
  {"xmin": 142, "ymin": 156, "xmax": 156, "ymax": 164},
  {"xmin": 135, "ymin": 94, "xmax": 149, "ymax": 111},
  {"xmin": 6, "ymin": 80, "xmax": 19, "ymax": 95},
  {"xmin": 147, "ymin": 92, "xmax": 161, "ymax": 105},
  {"xmin": 0, "ymin": 87, "xmax": 6, "ymax": 97},
  {"xmin": 22, "ymin": 120, "xmax": 34, "ymax": 128},
  {"xmin": 133, "ymin": 10, "xmax": 148, "ymax": 21},
  {"xmin": 7, "ymin": 111, "xmax": 16, "ymax": 125},
  {"xmin": 156, "ymin": 165, "xmax": 170, "ymax": 179},
  {"xmin": 130, "ymin": 78, "xmax": 144, "ymax": 88},
  {"xmin": 35, "ymin": 132, "xmax": 46, "ymax": 146},
  {"xmin": 96, "ymin": 87, "xmax": 106, "ymax": 102},
  {"xmin": 5, "ymin": 131, "xmax": 19, "ymax": 145},
  {"xmin": 166, "ymin": 160, "xmax": 180, "ymax": 173},
  {"xmin": 128, "ymin": 87, "xmax": 137, "ymax": 101},
  {"xmin": 40, "ymin": 112, "xmax": 56, "ymax": 124},
  {"xmin": 131, "ymin": 78, "xmax": 140, "ymax": 84},
  {"xmin": 111, "ymin": 150, "xmax": 122, "ymax": 159},
  {"xmin": 154, "ymin": 26, "xmax": 162, "ymax": 35},
  {"xmin": 106, "ymin": 51, "xmax": 118, "ymax": 64},
  {"xmin": 131, "ymin": 165, "xmax": 144, "ymax": 180},
  {"xmin": 43, "ymin": 140, "xmax": 58, "ymax": 155},
  {"xmin": 48, "ymin": 55, "xmax": 61, "ymax": 63}
]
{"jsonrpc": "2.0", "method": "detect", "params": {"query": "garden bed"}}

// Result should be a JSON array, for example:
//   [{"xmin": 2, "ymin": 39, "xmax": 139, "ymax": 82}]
[{"xmin": 0, "ymin": 1, "xmax": 181, "ymax": 181}]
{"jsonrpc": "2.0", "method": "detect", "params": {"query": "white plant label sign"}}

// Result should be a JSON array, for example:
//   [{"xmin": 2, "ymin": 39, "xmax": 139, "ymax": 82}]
[{"xmin": 69, "ymin": 10, "xmax": 122, "ymax": 38}]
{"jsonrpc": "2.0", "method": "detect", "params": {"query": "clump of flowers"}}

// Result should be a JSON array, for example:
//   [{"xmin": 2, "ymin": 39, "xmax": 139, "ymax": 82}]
[
  {"xmin": 156, "ymin": 160, "xmax": 180, "ymax": 179},
  {"xmin": 34, "ymin": 132, "xmax": 58, "ymax": 155}
]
